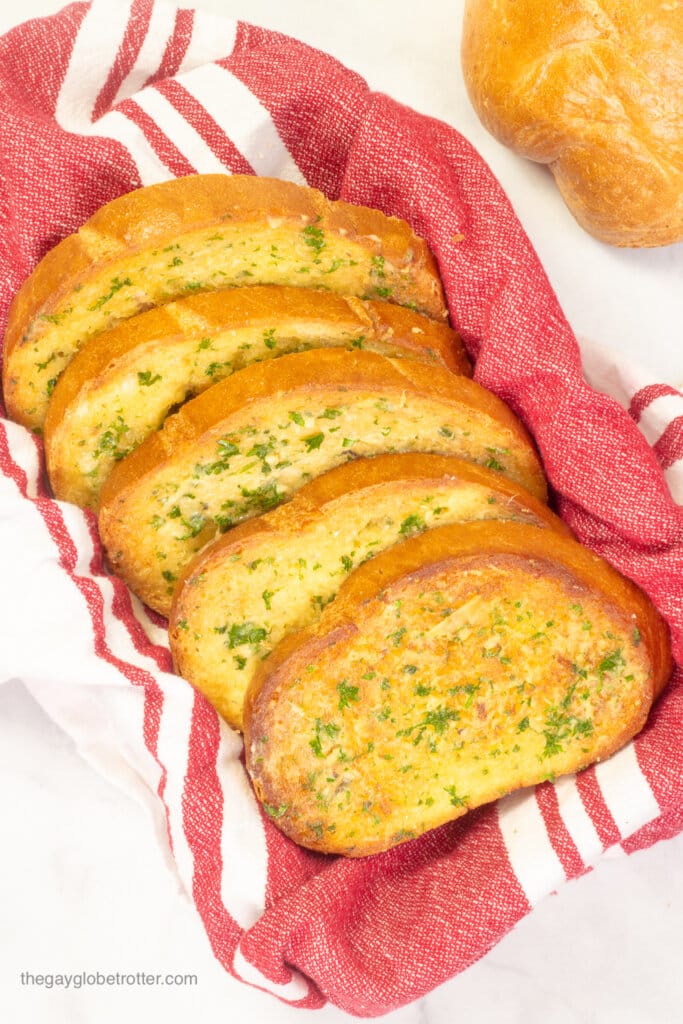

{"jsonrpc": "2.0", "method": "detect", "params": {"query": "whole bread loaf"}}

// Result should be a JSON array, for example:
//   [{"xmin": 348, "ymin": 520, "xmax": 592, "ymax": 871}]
[
  {"xmin": 3, "ymin": 174, "xmax": 447, "ymax": 430},
  {"xmin": 245, "ymin": 520, "xmax": 672, "ymax": 856},
  {"xmin": 170, "ymin": 453, "xmax": 568, "ymax": 730},
  {"xmin": 98, "ymin": 349, "xmax": 548, "ymax": 615},
  {"xmin": 44, "ymin": 286, "xmax": 470, "ymax": 510},
  {"xmin": 461, "ymin": 0, "xmax": 683, "ymax": 247}
]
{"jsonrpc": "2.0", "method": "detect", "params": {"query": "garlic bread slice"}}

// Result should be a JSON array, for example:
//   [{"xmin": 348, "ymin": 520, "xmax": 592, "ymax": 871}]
[
  {"xmin": 4, "ymin": 174, "xmax": 447, "ymax": 431},
  {"xmin": 44, "ymin": 286, "xmax": 470, "ymax": 509},
  {"xmin": 170, "ymin": 454, "xmax": 568, "ymax": 731},
  {"xmin": 245, "ymin": 521, "xmax": 672, "ymax": 857},
  {"xmin": 98, "ymin": 349, "xmax": 547, "ymax": 615}
]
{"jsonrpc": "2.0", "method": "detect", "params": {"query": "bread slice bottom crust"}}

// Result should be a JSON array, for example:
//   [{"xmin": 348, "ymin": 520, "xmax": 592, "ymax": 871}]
[
  {"xmin": 170, "ymin": 455, "xmax": 568, "ymax": 731},
  {"xmin": 244, "ymin": 521, "xmax": 672, "ymax": 857}
]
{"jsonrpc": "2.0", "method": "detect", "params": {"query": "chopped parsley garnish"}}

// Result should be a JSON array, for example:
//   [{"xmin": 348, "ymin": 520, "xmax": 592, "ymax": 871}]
[
  {"xmin": 337, "ymin": 679, "xmax": 360, "ymax": 711},
  {"xmin": 399, "ymin": 513, "xmax": 426, "ymax": 537},
  {"xmin": 444, "ymin": 785, "xmax": 468, "ymax": 808},
  {"xmin": 263, "ymin": 803, "xmax": 289, "ymax": 819},
  {"xmin": 215, "ymin": 621, "xmax": 268, "ymax": 649},
  {"xmin": 303, "ymin": 432, "xmax": 324, "ymax": 451},
  {"xmin": 137, "ymin": 370, "xmax": 162, "ymax": 386},
  {"xmin": 178, "ymin": 512, "xmax": 207, "ymax": 539},
  {"xmin": 302, "ymin": 224, "xmax": 325, "ymax": 254},
  {"xmin": 88, "ymin": 276, "xmax": 133, "ymax": 311},
  {"xmin": 237, "ymin": 482, "xmax": 284, "ymax": 515},
  {"xmin": 93, "ymin": 415, "xmax": 130, "ymax": 461},
  {"xmin": 217, "ymin": 438, "xmax": 239, "ymax": 457},
  {"xmin": 310, "ymin": 718, "xmax": 340, "ymax": 758},
  {"xmin": 387, "ymin": 626, "xmax": 407, "ymax": 647},
  {"xmin": 371, "ymin": 255, "xmax": 386, "ymax": 278},
  {"xmin": 598, "ymin": 648, "xmax": 625, "ymax": 678},
  {"xmin": 398, "ymin": 706, "xmax": 459, "ymax": 746},
  {"xmin": 541, "ymin": 684, "xmax": 593, "ymax": 759}
]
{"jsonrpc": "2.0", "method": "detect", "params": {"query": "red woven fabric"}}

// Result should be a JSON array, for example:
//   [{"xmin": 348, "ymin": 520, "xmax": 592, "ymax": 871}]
[{"xmin": 0, "ymin": 3, "xmax": 681, "ymax": 1016}]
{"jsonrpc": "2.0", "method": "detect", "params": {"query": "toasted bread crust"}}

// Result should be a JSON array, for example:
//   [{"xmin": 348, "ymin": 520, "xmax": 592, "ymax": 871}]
[
  {"xmin": 44, "ymin": 286, "xmax": 470, "ymax": 509},
  {"xmin": 98, "ymin": 350, "xmax": 548, "ymax": 614},
  {"xmin": 245, "ymin": 521, "xmax": 672, "ymax": 856},
  {"xmin": 3, "ymin": 174, "xmax": 447, "ymax": 430},
  {"xmin": 169, "ymin": 454, "xmax": 569, "ymax": 730}
]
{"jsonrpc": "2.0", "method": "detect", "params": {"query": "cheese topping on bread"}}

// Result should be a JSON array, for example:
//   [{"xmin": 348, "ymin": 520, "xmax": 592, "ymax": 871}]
[
  {"xmin": 44, "ymin": 286, "xmax": 470, "ymax": 509},
  {"xmin": 170, "ymin": 454, "xmax": 568, "ymax": 730},
  {"xmin": 3, "ymin": 174, "xmax": 447, "ymax": 430},
  {"xmin": 245, "ymin": 521, "xmax": 672, "ymax": 857},
  {"xmin": 98, "ymin": 350, "xmax": 548, "ymax": 615}
]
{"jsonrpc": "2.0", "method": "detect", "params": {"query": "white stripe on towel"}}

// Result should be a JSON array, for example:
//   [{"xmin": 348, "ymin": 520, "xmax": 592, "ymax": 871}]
[{"xmin": 498, "ymin": 790, "xmax": 565, "ymax": 906}]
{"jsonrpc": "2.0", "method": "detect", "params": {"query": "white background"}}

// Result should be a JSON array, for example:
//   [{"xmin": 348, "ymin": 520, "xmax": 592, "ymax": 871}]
[{"xmin": 1, "ymin": 2, "xmax": 682, "ymax": 1023}]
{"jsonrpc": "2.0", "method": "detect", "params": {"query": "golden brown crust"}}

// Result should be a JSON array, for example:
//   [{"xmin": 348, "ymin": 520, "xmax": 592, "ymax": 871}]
[
  {"xmin": 244, "ymin": 521, "xmax": 672, "ymax": 856},
  {"xmin": 44, "ymin": 286, "xmax": 470, "ymax": 509},
  {"xmin": 169, "ymin": 454, "xmax": 569, "ymax": 730},
  {"xmin": 3, "ymin": 174, "xmax": 448, "ymax": 429},
  {"xmin": 461, "ymin": 0, "xmax": 683, "ymax": 247}
]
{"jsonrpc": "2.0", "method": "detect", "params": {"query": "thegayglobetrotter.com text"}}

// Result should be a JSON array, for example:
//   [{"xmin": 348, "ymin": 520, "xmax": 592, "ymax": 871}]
[{"xmin": 19, "ymin": 970, "xmax": 198, "ymax": 989}]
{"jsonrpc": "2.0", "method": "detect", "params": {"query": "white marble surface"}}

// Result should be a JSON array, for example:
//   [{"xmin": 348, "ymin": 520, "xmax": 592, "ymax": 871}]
[{"xmin": 1, "ymin": 1, "xmax": 682, "ymax": 1022}]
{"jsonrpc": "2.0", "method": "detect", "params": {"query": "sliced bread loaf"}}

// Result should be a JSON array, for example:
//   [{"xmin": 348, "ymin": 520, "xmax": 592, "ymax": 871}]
[
  {"xmin": 98, "ymin": 349, "xmax": 548, "ymax": 615},
  {"xmin": 244, "ymin": 520, "xmax": 672, "ymax": 856},
  {"xmin": 170, "ymin": 454, "xmax": 569, "ymax": 730},
  {"xmin": 3, "ymin": 174, "xmax": 447, "ymax": 431},
  {"xmin": 44, "ymin": 286, "xmax": 470, "ymax": 509}
]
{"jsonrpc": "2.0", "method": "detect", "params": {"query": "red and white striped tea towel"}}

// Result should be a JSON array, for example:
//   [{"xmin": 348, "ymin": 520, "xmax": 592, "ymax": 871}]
[{"xmin": 1, "ymin": 0, "xmax": 682, "ymax": 1015}]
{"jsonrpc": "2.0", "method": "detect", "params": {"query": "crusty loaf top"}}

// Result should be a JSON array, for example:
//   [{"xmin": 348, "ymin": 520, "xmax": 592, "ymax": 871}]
[
  {"xmin": 461, "ymin": 0, "xmax": 683, "ymax": 246},
  {"xmin": 245, "ymin": 520, "xmax": 672, "ymax": 856}
]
